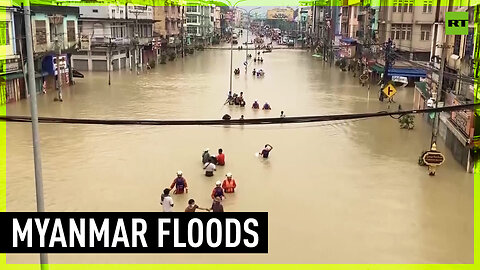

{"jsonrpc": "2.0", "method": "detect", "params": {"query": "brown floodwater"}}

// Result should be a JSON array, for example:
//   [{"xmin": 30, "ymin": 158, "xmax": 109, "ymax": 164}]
[{"xmin": 5, "ymin": 38, "xmax": 473, "ymax": 263}]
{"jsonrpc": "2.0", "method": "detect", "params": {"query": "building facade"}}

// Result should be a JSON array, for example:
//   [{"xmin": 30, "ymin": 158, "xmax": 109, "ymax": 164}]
[
  {"xmin": 72, "ymin": 4, "xmax": 154, "ymax": 72},
  {"xmin": 0, "ymin": 8, "xmax": 24, "ymax": 105},
  {"xmin": 377, "ymin": 0, "xmax": 437, "ymax": 61},
  {"xmin": 30, "ymin": 5, "xmax": 79, "ymax": 94},
  {"xmin": 153, "ymin": 0, "xmax": 184, "ymax": 43},
  {"xmin": 417, "ymin": 4, "xmax": 476, "ymax": 171},
  {"xmin": 185, "ymin": 5, "xmax": 215, "ymax": 46}
]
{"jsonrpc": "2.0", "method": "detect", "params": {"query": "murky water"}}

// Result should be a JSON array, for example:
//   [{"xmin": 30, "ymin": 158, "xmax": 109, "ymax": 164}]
[{"xmin": 5, "ymin": 37, "xmax": 473, "ymax": 263}]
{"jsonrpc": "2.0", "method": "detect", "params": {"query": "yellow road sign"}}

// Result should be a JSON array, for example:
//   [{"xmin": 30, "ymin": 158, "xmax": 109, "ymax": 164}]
[{"xmin": 382, "ymin": 84, "xmax": 397, "ymax": 98}]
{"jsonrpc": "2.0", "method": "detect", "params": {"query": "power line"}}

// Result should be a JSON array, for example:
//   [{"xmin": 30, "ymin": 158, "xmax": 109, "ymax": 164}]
[
  {"xmin": 392, "ymin": 52, "xmax": 477, "ymax": 84},
  {"xmin": 1, "ymin": 103, "xmax": 477, "ymax": 126}
]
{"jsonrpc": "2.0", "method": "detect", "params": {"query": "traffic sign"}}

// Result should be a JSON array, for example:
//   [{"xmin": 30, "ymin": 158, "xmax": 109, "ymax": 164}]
[
  {"xmin": 422, "ymin": 151, "xmax": 445, "ymax": 166},
  {"xmin": 382, "ymin": 83, "xmax": 397, "ymax": 98},
  {"xmin": 244, "ymin": 61, "xmax": 248, "ymax": 66}
]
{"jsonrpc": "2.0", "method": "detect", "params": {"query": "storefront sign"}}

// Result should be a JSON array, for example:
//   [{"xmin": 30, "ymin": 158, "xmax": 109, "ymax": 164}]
[
  {"xmin": 423, "ymin": 150, "xmax": 445, "ymax": 166},
  {"xmin": 80, "ymin": 35, "xmax": 90, "ymax": 51},
  {"xmin": 339, "ymin": 45, "xmax": 356, "ymax": 58},
  {"xmin": 451, "ymin": 98, "xmax": 474, "ymax": 138}
]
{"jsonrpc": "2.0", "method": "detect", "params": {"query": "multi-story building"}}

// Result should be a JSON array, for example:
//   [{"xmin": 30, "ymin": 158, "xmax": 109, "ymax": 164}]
[
  {"xmin": 153, "ymin": 0, "xmax": 185, "ymax": 51},
  {"xmin": 0, "ymin": 8, "xmax": 25, "ymax": 104},
  {"xmin": 72, "ymin": 4, "xmax": 154, "ymax": 72},
  {"xmin": 414, "ymin": 4, "xmax": 476, "ymax": 171},
  {"xmin": 298, "ymin": 7, "xmax": 311, "ymax": 38},
  {"xmin": 185, "ymin": 5, "xmax": 215, "ymax": 46},
  {"xmin": 377, "ymin": 0, "xmax": 437, "ymax": 61},
  {"xmin": 29, "ymin": 5, "xmax": 80, "ymax": 93}
]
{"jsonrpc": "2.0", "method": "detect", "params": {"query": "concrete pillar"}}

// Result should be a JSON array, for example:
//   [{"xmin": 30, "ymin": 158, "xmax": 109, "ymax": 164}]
[
  {"xmin": 87, "ymin": 50, "xmax": 93, "ymax": 71},
  {"xmin": 106, "ymin": 53, "xmax": 111, "ymax": 72}
]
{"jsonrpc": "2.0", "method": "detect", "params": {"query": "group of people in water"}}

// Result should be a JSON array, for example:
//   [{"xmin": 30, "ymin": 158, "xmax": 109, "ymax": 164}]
[
  {"xmin": 160, "ymin": 142, "xmax": 274, "ymax": 212},
  {"xmin": 224, "ymin": 91, "xmax": 271, "ymax": 111},
  {"xmin": 251, "ymin": 99, "xmax": 271, "ymax": 110},
  {"xmin": 225, "ymin": 91, "xmax": 246, "ymax": 106},
  {"xmin": 159, "ymin": 38, "xmax": 281, "ymax": 212},
  {"xmin": 252, "ymin": 68, "xmax": 265, "ymax": 77}
]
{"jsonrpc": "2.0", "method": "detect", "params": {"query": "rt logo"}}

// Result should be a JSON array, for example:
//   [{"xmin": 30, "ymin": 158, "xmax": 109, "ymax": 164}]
[{"xmin": 445, "ymin": 12, "xmax": 469, "ymax": 35}]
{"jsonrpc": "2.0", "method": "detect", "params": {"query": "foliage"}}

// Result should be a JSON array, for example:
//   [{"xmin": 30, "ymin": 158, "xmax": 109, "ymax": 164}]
[{"xmin": 399, "ymin": 114, "xmax": 415, "ymax": 130}]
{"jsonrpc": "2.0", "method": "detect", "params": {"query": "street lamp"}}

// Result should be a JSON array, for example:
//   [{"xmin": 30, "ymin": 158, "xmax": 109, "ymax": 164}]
[
  {"xmin": 227, "ymin": 0, "xmax": 250, "ymax": 94},
  {"xmin": 107, "ymin": 37, "xmax": 116, "ymax": 86},
  {"xmin": 237, "ymin": 7, "xmax": 261, "ymax": 71}
]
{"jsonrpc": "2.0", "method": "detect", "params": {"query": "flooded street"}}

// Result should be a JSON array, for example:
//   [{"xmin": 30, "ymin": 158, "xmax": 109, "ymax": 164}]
[{"xmin": 6, "ymin": 47, "xmax": 473, "ymax": 263}]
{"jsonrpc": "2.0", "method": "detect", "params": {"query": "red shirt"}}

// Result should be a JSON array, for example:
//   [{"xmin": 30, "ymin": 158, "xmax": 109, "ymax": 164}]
[
  {"xmin": 222, "ymin": 179, "xmax": 236, "ymax": 193},
  {"xmin": 216, "ymin": 153, "xmax": 225, "ymax": 165}
]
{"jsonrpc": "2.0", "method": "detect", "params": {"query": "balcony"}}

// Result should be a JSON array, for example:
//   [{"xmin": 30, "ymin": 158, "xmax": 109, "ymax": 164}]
[{"xmin": 90, "ymin": 37, "xmax": 131, "ymax": 46}]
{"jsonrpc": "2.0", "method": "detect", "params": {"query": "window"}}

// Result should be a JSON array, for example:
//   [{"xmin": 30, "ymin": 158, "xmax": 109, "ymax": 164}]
[
  {"xmin": 453, "ymin": 35, "xmax": 461, "ymax": 55},
  {"xmin": 187, "ymin": 15, "xmax": 198, "ymax": 23},
  {"xmin": 393, "ymin": 0, "xmax": 399, "ymax": 12},
  {"xmin": 402, "ymin": 24, "xmax": 411, "ymax": 40},
  {"xmin": 187, "ymin": 6, "xmax": 198, "ymax": 13},
  {"xmin": 187, "ymin": 26, "xmax": 197, "ymax": 35},
  {"xmin": 147, "ymin": 25, "xmax": 152, "ymax": 37},
  {"xmin": 423, "ymin": 1, "xmax": 433, "ymax": 13},
  {"xmin": 465, "ymin": 28, "xmax": 474, "ymax": 59},
  {"xmin": 420, "ymin": 25, "xmax": 430, "ymax": 41},
  {"xmin": 394, "ymin": 0, "xmax": 413, "ymax": 13},
  {"xmin": 391, "ymin": 24, "xmax": 401, "ymax": 40},
  {"xmin": 93, "ymin": 9, "xmax": 99, "ymax": 13},
  {"xmin": 0, "ymin": 21, "xmax": 9, "ymax": 45},
  {"xmin": 35, "ymin": 20, "xmax": 47, "ymax": 45},
  {"xmin": 391, "ymin": 24, "xmax": 411, "ymax": 40},
  {"xmin": 67, "ymin": 21, "xmax": 76, "ymax": 42},
  {"xmin": 405, "ymin": 1, "xmax": 413, "ymax": 12}
]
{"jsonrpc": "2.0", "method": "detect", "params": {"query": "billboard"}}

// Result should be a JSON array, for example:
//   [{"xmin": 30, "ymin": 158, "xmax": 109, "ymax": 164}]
[{"xmin": 266, "ymin": 8, "xmax": 294, "ymax": 21}]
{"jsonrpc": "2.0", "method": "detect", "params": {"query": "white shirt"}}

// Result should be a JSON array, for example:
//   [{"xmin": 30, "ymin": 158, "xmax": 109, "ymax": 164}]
[
  {"xmin": 204, "ymin": 162, "xmax": 216, "ymax": 172},
  {"xmin": 161, "ymin": 196, "xmax": 174, "ymax": 212},
  {"xmin": 427, "ymin": 98, "xmax": 435, "ymax": 108}
]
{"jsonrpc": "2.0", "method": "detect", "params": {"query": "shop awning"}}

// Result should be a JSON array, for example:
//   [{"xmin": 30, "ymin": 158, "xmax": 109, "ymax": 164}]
[
  {"xmin": 371, "ymin": 65, "xmax": 384, "ymax": 73},
  {"xmin": 340, "ymin": 37, "xmax": 357, "ymax": 44},
  {"xmin": 415, "ymin": 82, "xmax": 429, "ymax": 98},
  {"xmin": 389, "ymin": 68, "xmax": 427, "ymax": 78},
  {"xmin": 371, "ymin": 65, "xmax": 426, "ymax": 78}
]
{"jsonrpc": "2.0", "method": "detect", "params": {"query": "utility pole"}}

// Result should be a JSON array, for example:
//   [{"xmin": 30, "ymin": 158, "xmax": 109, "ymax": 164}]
[
  {"xmin": 431, "ymin": 43, "xmax": 448, "ymax": 145},
  {"xmin": 131, "ymin": 9, "xmax": 144, "ymax": 74},
  {"xmin": 52, "ymin": 15, "xmax": 63, "ymax": 102},
  {"xmin": 239, "ymin": 7, "xmax": 260, "ymax": 71},
  {"xmin": 380, "ymin": 38, "xmax": 393, "ymax": 101},
  {"xmin": 245, "ymin": 14, "xmax": 249, "ymax": 67},
  {"xmin": 107, "ymin": 37, "xmax": 115, "ymax": 85},
  {"xmin": 24, "ymin": 2, "xmax": 49, "ymax": 269},
  {"xmin": 181, "ymin": 6, "xmax": 185, "ymax": 58},
  {"xmin": 229, "ymin": 37, "xmax": 233, "ymax": 92}
]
